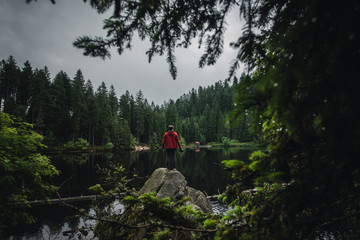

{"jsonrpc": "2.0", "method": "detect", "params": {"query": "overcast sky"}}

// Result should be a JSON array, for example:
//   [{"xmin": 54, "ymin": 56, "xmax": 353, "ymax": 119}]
[{"xmin": 0, "ymin": 0, "xmax": 243, "ymax": 106}]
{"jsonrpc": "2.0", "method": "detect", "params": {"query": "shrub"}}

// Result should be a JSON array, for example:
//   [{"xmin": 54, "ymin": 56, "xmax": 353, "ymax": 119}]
[
  {"xmin": 64, "ymin": 138, "xmax": 90, "ymax": 150},
  {"xmin": 221, "ymin": 136, "xmax": 230, "ymax": 148},
  {"xmin": 105, "ymin": 142, "xmax": 114, "ymax": 150}
]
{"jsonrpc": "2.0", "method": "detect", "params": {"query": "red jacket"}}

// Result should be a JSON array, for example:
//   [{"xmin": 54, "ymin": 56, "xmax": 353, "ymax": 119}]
[{"xmin": 162, "ymin": 130, "xmax": 182, "ymax": 149}]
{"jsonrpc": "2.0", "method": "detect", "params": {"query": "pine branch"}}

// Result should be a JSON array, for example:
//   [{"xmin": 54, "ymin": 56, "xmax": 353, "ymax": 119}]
[{"xmin": 73, "ymin": 36, "xmax": 111, "ymax": 59}]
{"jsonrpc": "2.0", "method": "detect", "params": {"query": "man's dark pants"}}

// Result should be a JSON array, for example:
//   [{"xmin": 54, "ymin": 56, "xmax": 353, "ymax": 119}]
[{"xmin": 166, "ymin": 148, "xmax": 176, "ymax": 169}]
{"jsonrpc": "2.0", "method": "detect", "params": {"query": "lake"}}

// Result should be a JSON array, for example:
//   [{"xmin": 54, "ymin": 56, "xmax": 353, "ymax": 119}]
[{"xmin": 7, "ymin": 147, "xmax": 253, "ymax": 239}]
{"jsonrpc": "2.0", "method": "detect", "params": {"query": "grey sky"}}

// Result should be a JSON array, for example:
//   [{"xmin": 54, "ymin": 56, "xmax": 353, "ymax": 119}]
[{"xmin": 0, "ymin": 0, "xmax": 242, "ymax": 105}]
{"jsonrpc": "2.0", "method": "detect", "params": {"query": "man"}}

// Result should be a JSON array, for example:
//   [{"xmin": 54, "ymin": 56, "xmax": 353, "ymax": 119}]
[{"xmin": 162, "ymin": 125, "xmax": 183, "ymax": 171}]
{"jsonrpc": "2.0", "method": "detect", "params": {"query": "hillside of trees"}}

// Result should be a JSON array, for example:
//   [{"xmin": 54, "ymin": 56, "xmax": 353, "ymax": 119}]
[{"xmin": 0, "ymin": 55, "xmax": 259, "ymax": 150}]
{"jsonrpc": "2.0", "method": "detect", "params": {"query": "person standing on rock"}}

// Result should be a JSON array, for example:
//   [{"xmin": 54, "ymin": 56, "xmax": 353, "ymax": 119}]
[{"xmin": 162, "ymin": 125, "xmax": 183, "ymax": 171}]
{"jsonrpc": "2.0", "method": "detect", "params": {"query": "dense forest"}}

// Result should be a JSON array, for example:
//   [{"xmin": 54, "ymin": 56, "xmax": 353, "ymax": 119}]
[
  {"xmin": 0, "ymin": 55, "xmax": 259, "ymax": 150},
  {"xmin": 1, "ymin": 0, "xmax": 359, "ymax": 239}
]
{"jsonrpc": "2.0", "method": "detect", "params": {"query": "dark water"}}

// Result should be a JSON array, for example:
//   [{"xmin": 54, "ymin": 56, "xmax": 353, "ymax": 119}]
[
  {"xmin": 7, "ymin": 147, "xmax": 252, "ymax": 239},
  {"xmin": 50, "ymin": 147, "xmax": 252, "ymax": 197}
]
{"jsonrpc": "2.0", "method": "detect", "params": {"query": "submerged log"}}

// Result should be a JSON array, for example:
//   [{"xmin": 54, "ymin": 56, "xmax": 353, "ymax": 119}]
[{"xmin": 24, "ymin": 192, "xmax": 126, "ymax": 205}]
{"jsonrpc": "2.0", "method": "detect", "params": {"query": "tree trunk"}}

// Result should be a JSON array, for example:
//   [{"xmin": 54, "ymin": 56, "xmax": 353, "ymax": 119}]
[{"xmin": 92, "ymin": 128, "xmax": 95, "ymax": 147}]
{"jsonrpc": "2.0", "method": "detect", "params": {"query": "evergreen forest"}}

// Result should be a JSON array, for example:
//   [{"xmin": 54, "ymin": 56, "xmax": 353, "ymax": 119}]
[
  {"xmin": 0, "ymin": 55, "xmax": 259, "ymax": 150},
  {"xmin": 1, "ymin": 0, "xmax": 360, "ymax": 239}
]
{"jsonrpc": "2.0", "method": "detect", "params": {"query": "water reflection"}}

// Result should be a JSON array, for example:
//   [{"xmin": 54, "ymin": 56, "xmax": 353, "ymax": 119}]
[
  {"xmin": 7, "ymin": 148, "xmax": 252, "ymax": 239},
  {"xmin": 8, "ymin": 202, "xmax": 96, "ymax": 239},
  {"xmin": 51, "ymin": 148, "xmax": 252, "ymax": 197}
]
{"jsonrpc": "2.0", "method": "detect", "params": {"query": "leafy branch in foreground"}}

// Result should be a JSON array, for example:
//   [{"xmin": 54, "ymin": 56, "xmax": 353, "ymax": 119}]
[
  {"xmin": 78, "ymin": 161, "xmax": 317, "ymax": 240},
  {"xmin": 91, "ymin": 163, "xmax": 219, "ymax": 239},
  {"xmin": 56, "ymin": 163, "xmax": 219, "ymax": 239},
  {"xmin": 0, "ymin": 112, "xmax": 59, "ymax": 237}
]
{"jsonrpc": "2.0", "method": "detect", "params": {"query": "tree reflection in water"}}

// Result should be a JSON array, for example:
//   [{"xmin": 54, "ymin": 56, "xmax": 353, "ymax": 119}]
[{"xmin": 7, "ymin": 148, "xmax": 252, "ymax": 239}]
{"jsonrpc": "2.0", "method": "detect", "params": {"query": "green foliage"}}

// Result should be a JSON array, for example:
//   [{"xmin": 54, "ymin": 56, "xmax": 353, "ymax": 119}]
[
  {"xmin": 89, "ymin": 184, "xmax": 104, "ymax": 194},
  {"xmin": 104, "ymin": 142, "xmax": 114, "ymax": 150},
  {"xmin": 0, "ymin": 112, "xmax": 58, "ymax": 236},
  {"xmin": 92, "ymin": 162, "xmax": 128, "ymax": 196},
  {"xmin": 228, "ymin": 0, "xmax": 360, "ymax": 236},
  {"xmin": 222, "ymin": 159, "xmax": 245, "ymax": 169},
  {"xmin": 71, "ymin": 70, "xmax": 86, "ymax": 140},
  {"xmin": 64, "ymin": 138, "xmax": 90, "ymax": 150},
  {"xmin": 94, "ymin": 190, "xmax": 214, "ymax": 239},
  {"xmin": 179, "ymin": 135, "xmax": 186, "ymax": 146},
  {"xmin": 153, "ymin": 230, "xmax": 172, "ymax": 240},
  {"xmin": 83, "ymin": 163, "xmax": 216, "ymax": 239},
  {"xmin": 148, "ymin": 132, "xmax": 160, "ymax": 150},
  {"xmin": 221, "ymin": 136, "xmax": 230, "ymax": 148},
  {"xmin": 203, "ymin": 218, "xmax": 217, "ymax": 229},
  {"xmin": 116, "ymin": 119, "xmax": 136, "ymax": 150}
]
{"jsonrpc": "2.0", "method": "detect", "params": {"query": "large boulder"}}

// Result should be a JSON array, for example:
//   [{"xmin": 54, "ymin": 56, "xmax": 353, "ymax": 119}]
[
  {"xmin": 138, "ymin": 168, "xmax": 213, "ymax": 213},
  {"xmin": 185, "ymin": 186, "xmax": 213, "ymax": 213}
]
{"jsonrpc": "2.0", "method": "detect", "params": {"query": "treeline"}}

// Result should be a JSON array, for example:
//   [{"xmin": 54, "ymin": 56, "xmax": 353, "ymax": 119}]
[{"xmin": 0, "ymin": 56, "xmax": 259, "ymax": 149}]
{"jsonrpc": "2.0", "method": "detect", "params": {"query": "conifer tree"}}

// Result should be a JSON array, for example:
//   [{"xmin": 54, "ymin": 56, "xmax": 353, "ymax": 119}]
[
  {"xmin": 165, "ymin": 100, "xmax": 178, "ymax": 127},
  {"xmin": 84, "ymin": 80, "xmax": 97, "ymax": 146},
  {"xmin": 95, "ymin": 82, "xmax": 111, "ymax": 145},
  {"xmin": 119, "ymin": 90, "xmax": 132, "ymax": 125},
  {"xmin": 49, "ymin": 71, "xmax": 72, "ymax": 143},
  {"xmin": 0, "ymin": 56, "xmax": 21, "ymax": 115},
  {"xmin": 134, "ymin": 90, "xmax": 145, "ymax": 142},
  {"xmin": 71, "ymin": 69, "xmax": 86, "ymax": 140},
  {"xmin": 27, "ymin": 67, "xmax": 52, "ymax": 136},
  {"xmin": 15, "ymin": 61, "xmax": 33, "ymax": 119},
  {"xmin": 108, "ymin": 85, "xmax": 120, "ymax": 146},
  {"xmin": 108, "ymin": 85, "xmax": 118, "ymax": 118}
]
